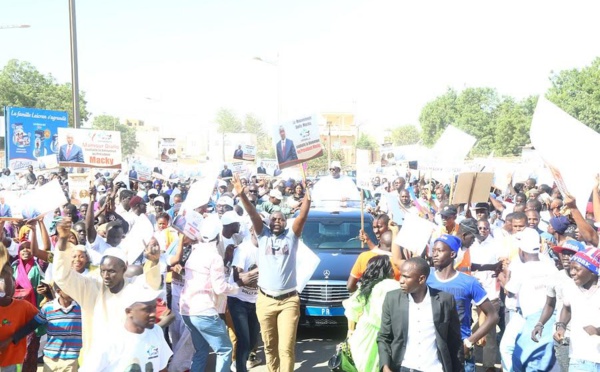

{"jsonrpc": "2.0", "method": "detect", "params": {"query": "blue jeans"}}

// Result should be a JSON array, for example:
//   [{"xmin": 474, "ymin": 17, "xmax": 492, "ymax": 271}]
[
  {"xmin": 464, "ymin": 356, "xmax": 475, "ymax": 372},
  {"xmin": 569, "ymin": 359, "xmax": 600, "ymax": 372},
  {"xmin": 182, "ymin": 314, "xmax": 233, "ymax": 372},
  {"xmin": 228, "ymin": 297, "xmax": 261, "ymax": 372}
]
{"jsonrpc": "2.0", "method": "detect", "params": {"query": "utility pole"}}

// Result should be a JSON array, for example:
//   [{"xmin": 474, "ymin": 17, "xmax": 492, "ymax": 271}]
[{"xmin": 69, "ymin": 0, "xmax": 81, "ymax": 128}]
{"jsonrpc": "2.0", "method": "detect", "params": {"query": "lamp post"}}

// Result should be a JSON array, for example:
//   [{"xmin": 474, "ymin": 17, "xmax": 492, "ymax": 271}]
[
  {"xmin": 68, "ymin": 0, "xmax": 81, "ymax": 128},
  {"xmin": 0, "ymin": 24, "xmax": 30, "ymax": 30},
  {"xmin": 253, "ymin": 54, "xmax": 281, "ymax": 124}
]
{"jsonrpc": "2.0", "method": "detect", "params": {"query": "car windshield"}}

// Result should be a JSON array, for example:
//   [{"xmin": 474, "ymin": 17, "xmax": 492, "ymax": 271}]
[{"xmin": 301, "ymin": 220, "xmax": 377, "ymax": 250}]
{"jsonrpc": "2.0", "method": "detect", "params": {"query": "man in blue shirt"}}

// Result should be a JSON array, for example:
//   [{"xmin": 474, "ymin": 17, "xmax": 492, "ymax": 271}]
[{"xmin": 427, "ymin": 234, "xmax": 499, "ymax": 372}]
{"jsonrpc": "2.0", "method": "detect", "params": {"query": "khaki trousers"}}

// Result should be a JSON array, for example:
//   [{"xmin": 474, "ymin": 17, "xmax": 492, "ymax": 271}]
[
  {"xmin": 43, "ymin": 357, "xmax": 79, "ymax": 372},
  {"xmin": 256, "ymin": 292, "xmax": 300, "ymax": 372}
]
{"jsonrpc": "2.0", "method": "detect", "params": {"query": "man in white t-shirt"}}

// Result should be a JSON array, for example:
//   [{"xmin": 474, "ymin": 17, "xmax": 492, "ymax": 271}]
[
  {"xmin": 554, "ymin": 247, "xmax": 600, "ymax": 370},
  {"xmin": 81, "ymin": 284, "xmax": 172, "ymax": 371},
  {"xmin": 499, "ymin": 228, "xmax": 558, "ymax": 372}
]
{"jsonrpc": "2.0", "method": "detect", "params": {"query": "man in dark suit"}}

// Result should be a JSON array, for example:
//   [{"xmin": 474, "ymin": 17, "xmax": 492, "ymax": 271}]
[
  {"xmin": 220, "ymin": 165, "xmax": 233, "ymax": 179},
  {"xmin": 257, "ymin": 162, "xmax": 267, "ymax": 174},
  {"xmin": 275, "ymin": 126, "xmax": 298, "ymax": 164},
  {"xmin": 0, "ymin": 195, "xmax": 12, "ymax": 217},
  {"xmin": 233, "ymin": 145, "xmax": 244, "ymax": 160},
  {"xmin": 378, "ymin": 257, "xmax": 464, "ymax": 372},
  {"xmin": 58, "ymin": 133, "xmax": 84, "ymax": 163}
]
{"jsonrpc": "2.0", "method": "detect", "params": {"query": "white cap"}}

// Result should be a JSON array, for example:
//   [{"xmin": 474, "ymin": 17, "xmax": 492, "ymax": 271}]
[
  {"xmin": 97, "ymin": 185, "xmax": 106, "ymax": 192},
  {"xmin": 514, "ymin": 228, "xmax": 541, "ymax": 254},
  {"xmin": 201, "ymin": 215, "xmax": 223, "ymax": 242},
  {"xmin": 217, "ymin": 180, "xmax": 227, "ymax": 188},
  {"xmin": 148, "ymin": 188, "xmax": 159, "ymax": 197},
  {"xmin": 330, "ymin": 161, "xmax": 341, "ymax": 169},
  {"xmin": 269, "ymin": 189, "xmax": 283, "ymax": 200},
  {"xmin": 73, "ymin": 244, "xmax": 87, "ymax": 252},
  {"xmin": 136, "ymin": 190, "xmax": 146, "ymax": 198},
  {"xmin": 121, "ymin": 283, "xmax": 162, "ymax": 308},
  {"xmin": 153, "ymin": 196, "xmax": 165, "ymax": 205},
  {"xmin": 217, "ymin": 196, "xmax": 234, "ymax": 208},
  {"xmin": 221, "ymin": 211, "xmax": 241, "ymax": 225},
  {"xmin": 102, "ymin": 247, "xmax": 128, "ymax": 265}
]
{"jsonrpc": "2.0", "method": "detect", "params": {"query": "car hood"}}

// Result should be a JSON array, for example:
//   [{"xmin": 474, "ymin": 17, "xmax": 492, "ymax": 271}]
[{"xmin": 311, "ymin": 251, "xmax": 359, "ymax": 281}]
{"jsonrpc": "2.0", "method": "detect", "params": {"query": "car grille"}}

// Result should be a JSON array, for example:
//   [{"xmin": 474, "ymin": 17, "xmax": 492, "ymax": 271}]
[{"xmin": 300, "ymin": 283, "xmax": 350, "ymax": 303}]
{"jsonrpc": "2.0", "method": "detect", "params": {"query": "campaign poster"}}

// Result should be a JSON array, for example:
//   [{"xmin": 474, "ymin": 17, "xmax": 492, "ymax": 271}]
[
  {"xmin": 57, "ymin": 128, "xmax": 122, "ymax": 169},
  {"xmin": 272, "ymin": 115, "xmax": 323, "ymax": 169},
  {"xmin": 68, "ymin": 173, "xmax": 93, "ymax": 207},
  {"xmin": 4, "ymin": 106, "xmax": 68, "ymax": 171},
  {"xmin": 159, "ymin": 138, "xmax": 178, "ymax": 163},
  {"xmin": 224, "ymin": 133, "xmax": 257, "ymax": 162}
]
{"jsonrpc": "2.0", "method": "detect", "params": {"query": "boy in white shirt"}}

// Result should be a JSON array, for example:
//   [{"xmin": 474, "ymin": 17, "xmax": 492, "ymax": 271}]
[{"xmin": 81, "ymin": 284, "xmax": 172, "ymax": 371}]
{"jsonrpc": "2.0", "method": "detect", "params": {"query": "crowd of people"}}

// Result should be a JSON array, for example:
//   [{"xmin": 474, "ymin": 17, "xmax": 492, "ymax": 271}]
[{"xmin": 0, "ymin": 160, "xmax": 598, "ymax": 372}]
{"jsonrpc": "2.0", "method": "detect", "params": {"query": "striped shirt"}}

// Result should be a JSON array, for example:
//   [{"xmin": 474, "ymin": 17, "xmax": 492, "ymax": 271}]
[{"xmin": 35, "ymin": 300, "xmax": 83, "ymax": 359}]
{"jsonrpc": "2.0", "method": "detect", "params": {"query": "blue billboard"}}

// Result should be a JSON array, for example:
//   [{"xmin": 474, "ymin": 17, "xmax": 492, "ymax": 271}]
[{"xmin": 4, "ymin": 106, "xmax": 68, "ymax": 171}]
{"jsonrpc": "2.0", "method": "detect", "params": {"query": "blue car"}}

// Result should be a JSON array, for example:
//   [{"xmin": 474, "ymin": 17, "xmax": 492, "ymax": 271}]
[{"xmin": 296, "ymin": 207, "xmax": 377, "ymax": 327}]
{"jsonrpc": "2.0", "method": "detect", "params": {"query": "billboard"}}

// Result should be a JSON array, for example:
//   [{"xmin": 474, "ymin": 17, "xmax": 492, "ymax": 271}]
[
  {"xmin": 273, "ymin": 114, "xmax": 323, "ymax": 169},
  {"xmin": 57, "ymin": 128, "xmax": 122, "ymax": 169},
  {"xmin": 4, "ymin": 106, "xmax": 68, "ymax": 171},
  {"xmin": 159, "ymin": 138, "xmax": 177, "ymax": 163}
]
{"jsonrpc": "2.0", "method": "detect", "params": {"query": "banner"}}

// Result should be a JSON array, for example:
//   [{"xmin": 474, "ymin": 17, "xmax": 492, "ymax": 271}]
[
  {"xmin": 57, "ymin": 128, "xmax": 122, "ymax": 169},
  {"xmin": 159, "ymin": 138, "xmax": 178, "ymax": 163},
  {"xmin": 4, "ymin": 106, "xmax": 68, "ymax": 171},
  {"xmin": 224, "ymin": 133, "xmax": 257, "ymax": 163},
  {"xmin": 530, "ymin": 97, "xmax": 600, "ymax": 214},
  {"xmin": 273, "ymin": 115, "xmax": 323, "ymax": 169}
]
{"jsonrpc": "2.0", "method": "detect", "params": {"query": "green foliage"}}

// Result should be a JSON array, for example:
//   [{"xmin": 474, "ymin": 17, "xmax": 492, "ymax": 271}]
[
  {"xmin": 216, "ymin": 108, "xmax": 243, "ymax": 133},
  {"xmin": 92, "ymin": 115, "xmax": 139, "ymax": 156},
  {"xmin": 307, "ymin": 149, "xmax": 345, "ymax": 175},
  {"xmin": 419, "ymin": 87, "xmax": 534, "ymax": 156},
  {"xmin": 546, "ymin": 57, "xmax": 600, "ymax": 132},
  {"xmin": 244, "ymin": 113, "xmax": 274, "ymax": 158},
  {"xmin": 0, "ymin": 59, "xmax": 89, "ymax": 127},
  {"xmin": 355, "ymin": 133, "xmax": 378, "ymax": 150},
  {"xmin": 390, "ymin": 125, "xmax": 420, "ymax": 146}
]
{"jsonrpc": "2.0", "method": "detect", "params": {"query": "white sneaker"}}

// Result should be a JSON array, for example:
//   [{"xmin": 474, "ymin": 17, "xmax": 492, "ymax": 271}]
[{"xmin": 247, "ymin": 355, "xmax": 262, "ymax": 369}]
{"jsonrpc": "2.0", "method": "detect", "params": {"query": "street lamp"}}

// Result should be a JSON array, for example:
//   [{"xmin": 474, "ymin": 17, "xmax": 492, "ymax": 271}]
[
  {"xmin": 253, "ymin": 54, "xmax": 281, "ymax": 124},
  {"xmin": 0, "ymin": 24, "xmax": 31, "ymax": 30},
  {"xmin": 69, "ymin": 0, "xmax": 81, "ymax": 128}
]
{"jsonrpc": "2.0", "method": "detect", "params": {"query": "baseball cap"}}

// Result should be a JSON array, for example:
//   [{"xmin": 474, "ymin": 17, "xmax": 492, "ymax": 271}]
[
  {"xmin": 440, "ymin": 205, "xmax": 458, "ymax": 217},
  {"xmin": 330, "ymin": 161, "xmax": 341, "ymax": 169},
  {"xmin": 269, "ymin": 189, "xmax": 283, "ymax": 200},
  {"xmin": 97, "ymin": 185, "xmax": 106, "ymax": 193},
  {"xmin": 552, "ymin": 239, "xmax": 585, "ymax": 255},
  {"xmin": 148, "ymin": 188, "xmax": 159, "ymax": 197},
  {"xmin": 217, "ymin": 180, "xmax": 227, "ymax": 188},
  {"xmin": 514, "ymin": 228, "xmax": 541, "ymax": 254},
  {"xmin": 153, "ymin": 196, "xmax": 165, "ymax": 205},
  {"xmin": 201, "ymin": 215, "xmax": 223, "ymax": 242},
  {"xmin": 571, "ymin": 247, "xmax": 600, "ymax": 276},
  {"xmin": 459, "ymin": 218, "xmax": 479, "ymax": 236},
  {"xmin": 121, "ymin": 283, "xmax": 162, "ymax": 308},
  {"xmin": 434, "ymin": 234, "xmax": 462, "ymax": 252},
  {"xmin": 129, "ymin": 195, "xmax": 145, "ymax": 208},
  {"xmin": 473, "ymin": 202, "xmax": 489, "ymax": 211},
  {"xmin": 550, "ymin": 216, "xmax": 570, "ymax": 235},
  {"xmin": 102, "ymin": 247, "xmax": 127, "ymax": 265},
  {"xmin": 221, "ymin": 211, "xmax": 241, "ymax": 225},
  {"xmin": 217, "ymin": 196, "xmax": 234, "ymax": 208}
]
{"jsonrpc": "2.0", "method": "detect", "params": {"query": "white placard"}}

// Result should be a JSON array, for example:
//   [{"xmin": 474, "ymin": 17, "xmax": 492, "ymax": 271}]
[
  {"xmin": 432, "ymin": 125, "xmax": 477, "ymax": 163},
  {"xmin": 172, "ymin": 208, "xmax": 203, "ymax": 240},
  {"xmin": 273, "ymin": 114, "xmax": 324, "ymax": 169},
  {"xmin": 394, "ymin": 213, "xmax": 436, "ymax": 256},
  {"xmin": 296, "ymin": 241, "xmax": 320, "ymax": 293},
  {"xmin": 57, "ymin": 128, "xmax": 122, "ymax": 169},
  {"xmin": 23, "ymin": 179, "xmax": 68, "ymax": 216},
  {"xmin": 530, "ymin": 97, "xmax": 600, "ymax": 214}
]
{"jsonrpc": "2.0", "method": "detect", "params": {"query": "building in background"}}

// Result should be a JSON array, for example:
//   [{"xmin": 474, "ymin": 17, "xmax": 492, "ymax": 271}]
[{"xmin": 319, "ymin": 112, "xmax": 359, "ymax": 167}]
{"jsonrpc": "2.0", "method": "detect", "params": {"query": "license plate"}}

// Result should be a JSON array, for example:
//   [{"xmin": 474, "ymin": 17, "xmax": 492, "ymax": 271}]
[{"xmin": 305, "ymin": 306, "xmax": 345, "ymax": 317}]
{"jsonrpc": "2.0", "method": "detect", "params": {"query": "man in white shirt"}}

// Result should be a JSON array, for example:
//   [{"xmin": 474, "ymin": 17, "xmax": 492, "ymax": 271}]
[
  {"xmin": 554, "ymin": 247, "xmax": 600, "ymax": 371},
  {"xmin": 311, "ymin": 161, "xmax": 361, "ymax": 206},
  {"xmin": 377, "ymin": 257, "xmax": 463, "ymax": 372},
  {"xmin": 81, "ymin": 284, "xmax": 172, "ymax": 371},
  {"xmin": 499, "ymin": 228, "xmax": 558, "ymax": 371}
]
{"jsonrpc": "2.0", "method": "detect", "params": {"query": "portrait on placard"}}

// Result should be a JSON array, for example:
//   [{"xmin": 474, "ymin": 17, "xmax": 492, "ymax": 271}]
[
  {"xmin": 273, "ymin": 115, "xmax": 323, "ymax": 169},
  {"xmin": 57, "ymin": 128, "xmax": 122, "ymax": 169}
]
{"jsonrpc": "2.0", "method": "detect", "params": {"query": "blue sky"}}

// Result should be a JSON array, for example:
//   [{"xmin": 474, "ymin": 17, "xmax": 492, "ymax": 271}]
[{"xmin": 3, "ymin": 0, "xmax": 600, "ymax": 138}]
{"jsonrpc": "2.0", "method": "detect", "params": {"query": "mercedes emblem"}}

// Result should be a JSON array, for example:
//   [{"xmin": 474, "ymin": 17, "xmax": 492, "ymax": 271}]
[{"xmin": 323, "ymin": 270, "xmax": 331, "ymax": 279}]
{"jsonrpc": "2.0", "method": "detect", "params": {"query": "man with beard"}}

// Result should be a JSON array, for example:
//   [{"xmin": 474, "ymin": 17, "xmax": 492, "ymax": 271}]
[{"xmin": 233, "ymin": 174, "xmax": 310, "ymax": 372}]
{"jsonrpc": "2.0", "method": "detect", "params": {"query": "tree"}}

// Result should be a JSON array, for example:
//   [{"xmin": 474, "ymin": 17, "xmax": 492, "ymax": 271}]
[
  {"xmin": 92, "ymin": 115, "xmax": 139, "ymax": 156},
  {"xmin": 419, "ymin": 88, "xmax": 458, "ymax": 146},
  {"xmin": 0, "ymin": 59, "xmax": 89, "ymax": 127},
  {"xmin": 244, "ymin": 113, "xmax": 274, "ymax": 158},
  {"xmin": 215, "ymin": 108, "xmax": 242, "ymax": 133},
  {"xmin": 355, "ymin": 133, "xmax": 378, "ymax": 150},
  {"xmin": 546, "ymin": 57, "xmax": 600, "ymax": 132},
  {"xmin": 492, "ymin": 95, "xmax": 538, "ymax": 156},
  {"xmin": 389, "ymin": 125, "xmax": 420, "ymax": 146}
]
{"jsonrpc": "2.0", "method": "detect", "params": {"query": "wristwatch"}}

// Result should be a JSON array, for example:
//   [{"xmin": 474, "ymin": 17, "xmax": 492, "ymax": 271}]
[{"xmin": 463, "ymin": 339, "xmax": 474, "ymax": 350}]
